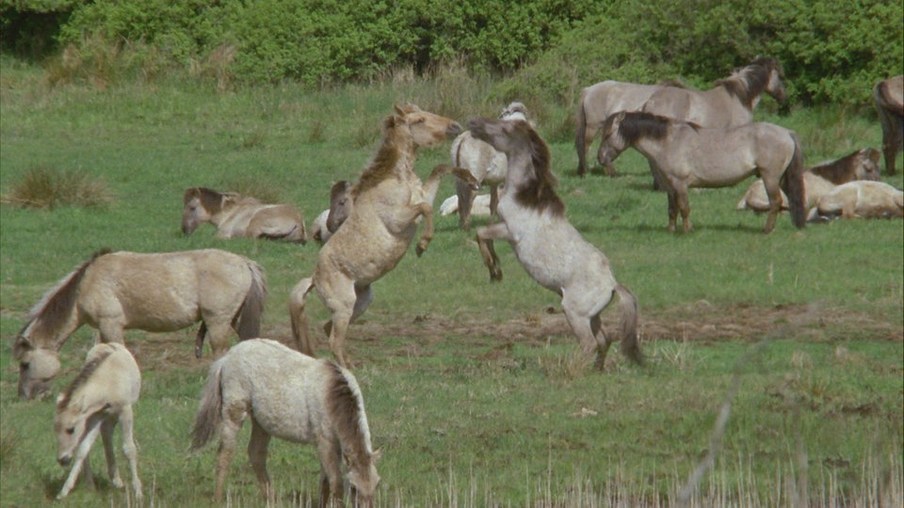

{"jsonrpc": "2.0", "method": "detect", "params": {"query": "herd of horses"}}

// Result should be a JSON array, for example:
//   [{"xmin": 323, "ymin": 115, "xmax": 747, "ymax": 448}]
[{"xmin": 10, "ymin": 59, "xmax": 903, "ymax": 505}]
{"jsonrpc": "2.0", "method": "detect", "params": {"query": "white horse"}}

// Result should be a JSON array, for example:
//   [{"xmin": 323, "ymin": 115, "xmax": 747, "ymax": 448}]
[
  {"xmin": 450, "ymin": 101, "xmax": 531, "ymax": 229},
  {"xmin": 182, "ymin": 187, "xmax": 307, "ymax": 243},
  {"xmin": 54, "ymin": 343, "xmax": 141, "ymax": 500},
  {"xmin": 439, "ymin": 193, "xmax": 492, "ymax": 217},
  {"xmin": 807, "ymin": 181, "xmax": 904, "ymax": 221},
  {"xmin": 191, "ymin": 339, "xmax": 381, "ymax": 505},
  {"xmin": 468, "ymin": 117, "xmax": 642, "ymax": 370}
]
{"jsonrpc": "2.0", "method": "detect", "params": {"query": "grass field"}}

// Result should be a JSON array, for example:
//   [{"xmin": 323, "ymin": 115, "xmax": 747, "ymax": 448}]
[{"xmin": 1, "ymin": 57, "xmax": 902, "ymax": 506}]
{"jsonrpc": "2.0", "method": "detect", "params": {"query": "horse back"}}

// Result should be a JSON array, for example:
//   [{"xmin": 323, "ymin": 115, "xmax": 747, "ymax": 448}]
[{"xmin": 875, "ymin": 75, "xmax": 904, "ymax": 116}]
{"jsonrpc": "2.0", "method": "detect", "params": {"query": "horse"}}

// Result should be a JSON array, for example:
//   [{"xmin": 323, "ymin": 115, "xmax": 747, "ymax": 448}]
[
  {"xmin": 289, "ymin": 104, "xmax": 474, "ymax": 367},
  {"xmin": 13, "ymin": 248, "xmax": 266, "ymax": 400},
  {"xmin": 598, "ymin": 111, "xmax": 806, "ymax": 234},
  {"xmin": 191, "ymin": 339, "xmax": 381, "ymax": 505},
  {"xmin": 182, "ymin": 187, "xmax": 307, "ymax": 243},
  {"xmin": 874, "ymin": 75, "xmax": 903, "ymax": 175},
  {"xmin": 467, "ymin": 117, "xmax": 642, "ymax": 370},
  {"xmin": 808, "ymin": 181, "xmax": 904, "ymax": 221},
  {"xmin": 439, "ymin": 193, "xmax": 492, "ymax": 217},
  {"xmin": 54, "ymin": 343, "xmax": 141, "ymax": 500},
  {"xmin": 450, "ymin": 101, "xmax": 531, "ymax": 230},
  {"xmin": 310, "ymin": 181, "xmax": 352, "ymax": 244},
  {"xmin": 737, "ymin": 147, "xmax": 881, "ymax": 212},
  {"xmin": 576, "ymin": 57, "xmax": 785, "ymax": 177}
]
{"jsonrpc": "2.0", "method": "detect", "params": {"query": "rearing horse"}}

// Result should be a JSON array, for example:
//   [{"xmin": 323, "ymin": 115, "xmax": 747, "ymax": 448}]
[{"xmin": 289, "ymin": 104, "xmax": 473, "ymax": 367}]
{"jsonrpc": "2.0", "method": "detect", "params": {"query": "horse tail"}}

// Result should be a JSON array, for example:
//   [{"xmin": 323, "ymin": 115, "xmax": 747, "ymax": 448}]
[
  {"xmin": 781, "ymin": 132, "xmax": 807, "ymax": 228},
  {"xmin": 288, "ymin": 277, "xmax": 316, "ymax": 356},
  {"xmin": 575, "ymin": 90, "xmax": 589, "ymax": 175},
  {"xmin": 235, "ymin": 260, "xmax": 267, "ymax": 340},
  {"xmin": 191, "ymin": 357, "xmax": 225, "ymax": 450},
  {"xmin": 614, "ymin": 283, "xmax": 642, "ymax": 365}
]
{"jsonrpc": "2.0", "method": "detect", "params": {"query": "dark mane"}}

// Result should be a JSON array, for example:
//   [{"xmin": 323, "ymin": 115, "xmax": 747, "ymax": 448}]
[
  {"xmin": 56, "ymin": 347, "xmax": 114, "ymax": 410},
  {"xmin": 19, "ymin": 249, "xmax": 112, "ymax": 348},
  {"xmin": 612, "ymin": 112, "xmax": 673, "ymax": 144},
  {"xmin": 184, "ymin": 187, "xmax": 224, "ymax": 214},
  {"xmin": 809, "ymin": 148, "xmax": 880, "ymax": 184},
  {"xmin": 716, "ymin": 57, "xmax": 781, "ymax": 109},
  {"xmin": 325, "ymin": 361, "xmax": 370, "ymax": 466},
  {"xmin": 515, "ymin": 124, "xmax": 565, "ymax": 216},
  {"xmin": 353, "ymin": 115, "xmax": 406, "ymax": 198}
]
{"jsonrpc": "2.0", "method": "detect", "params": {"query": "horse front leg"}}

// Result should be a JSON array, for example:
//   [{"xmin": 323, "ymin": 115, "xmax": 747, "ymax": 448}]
[
  {"xmin": 676, "ymin": 188, "xmax": 693, "ymax": 233},
  {"xmin": 100, "ymin": 416, "xmax": 122, "ymax": 489},
  {"xmin": 475, "ymin": 222, "xmax": 511, "ymax": 282},
  {"xmin": 118, "ymin": 406, "xmax": 142, "ymax": 500},
  {"xmin": 666, "ymin": 191, "xmax": 678, "ymax": 232},
  {"xmin": 414, "ymin": 202, "xmax": 434, "ymax": 256}
]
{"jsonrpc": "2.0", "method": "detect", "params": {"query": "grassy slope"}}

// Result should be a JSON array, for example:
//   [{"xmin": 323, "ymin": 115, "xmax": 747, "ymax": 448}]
[{"xmin": 1, "ymin": 60, "xmax": 902, "ymax": 505}]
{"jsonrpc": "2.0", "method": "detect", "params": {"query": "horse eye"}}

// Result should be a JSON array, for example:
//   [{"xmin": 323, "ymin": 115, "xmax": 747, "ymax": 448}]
[
  {"xmin": 66, "ymin": 427, "xmax": 75, "ymax": 435},
  {"xmin": 19, "ymin": 362, "xmax": 29, "ymax": 371}
]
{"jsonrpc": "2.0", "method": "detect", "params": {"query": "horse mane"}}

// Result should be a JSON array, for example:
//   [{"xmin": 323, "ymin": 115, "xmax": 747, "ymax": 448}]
[
  {"xmin": 809, "ymin": 148, "xmax": 876, "ymax": 185},
  {"xmin": 184, "ymin": 187, "xmax": 226, "ymax": 213},
  {"xmin": 515, "ymin": 123, "xmax": 565, "ymax": 216},
  {"xmin": 56, "ymin": 347, "xmax": 114, "ymax": 411},
  {"xmin": 324, "ymin": 361, "xmax": 371, "ymax": 467},
  {"xmin": 610, "ymin": 112, "xmax": 675, "ymax": 144},
  {"xmin": 716, "ymin": 57, "xmax": 781, "ymax": 109},
  {"xmin": 20, "ymin": 249, "xmax": 112, "ymax": 345},
  {"xmin": 352, "ymin": 115, "xmax": 406, "ymax": 198}
]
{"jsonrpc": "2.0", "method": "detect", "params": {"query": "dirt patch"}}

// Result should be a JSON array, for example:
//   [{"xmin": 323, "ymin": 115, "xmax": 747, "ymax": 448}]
[{"xmin": 129, "ymin": 302, "xmax": 902, "ymax": 372}]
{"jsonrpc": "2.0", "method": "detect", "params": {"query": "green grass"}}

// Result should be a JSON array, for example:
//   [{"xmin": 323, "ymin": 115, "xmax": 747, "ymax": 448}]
[{"xmin": 1, "ymin": 57, "xmax": 902, "ymax": 506}]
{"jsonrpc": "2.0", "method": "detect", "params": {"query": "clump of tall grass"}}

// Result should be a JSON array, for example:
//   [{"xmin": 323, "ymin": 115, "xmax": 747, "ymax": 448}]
[
  {"xmin": 1, "ymin": 165, "xmax": 113, "ymax": 209},
  {"xmin": 0, "ymin": 424, "xmax": 17, "ymax": 471}
]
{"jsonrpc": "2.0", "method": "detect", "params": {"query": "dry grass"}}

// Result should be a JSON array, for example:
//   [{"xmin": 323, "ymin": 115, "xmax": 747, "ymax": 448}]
[{"xmin": 1, "ymin": 165, "xmax": 114, "ymax": 209}]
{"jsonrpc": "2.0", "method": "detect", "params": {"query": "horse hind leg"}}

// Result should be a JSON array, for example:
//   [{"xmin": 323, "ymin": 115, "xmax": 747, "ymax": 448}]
[
  {"xmin": 289, "ymin": 277, "xmax": 317, "ymax": 356},
  {"xmin": 118, "ymin": 406, "xmax": 142, "ymax": 500},
  {"xmin": 561, "ymin": 302, "xmax": 603, "ymax": 370},
  {"xmin": 590, "ymin": 313, "xmax": 612, "ymax": 371},
  {"xmin": 248, "ymin": 418, "xmax": 273, "ymax": 501},
  {"xmin": 214, "ymin": 403, "xmax": 246, "ymax": 501}
]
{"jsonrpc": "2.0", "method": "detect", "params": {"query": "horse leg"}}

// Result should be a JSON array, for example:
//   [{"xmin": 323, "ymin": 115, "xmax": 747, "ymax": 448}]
[
  {"xmin": 475, "ymin": 222, "xmax": 511, "ymax": 282},
  {"xmin": 100, "ymin": 416, "xmax": 123, "ymax": 488},
  {"xmin": 666, "ymin": 190, "xmax": 678, "ymax": 232},
  {"xmin": 119, "ymin": 406, "xmax": 142, "ymax": 500},
  {"xmin": 489, "ymin": 184, "xmax": 499, "ymax": 216},
  {"xmin": 414, "ymin": 202, "xmax": 435, "ymax": 256},
  {"xmin": 762, "ymin": 176, "xmax": 783, "ymax": 234},
  {"xmin": 289, "ymin": 277, "xmax": 317, "ymax": 356},
  {"xmin": 317, "ymin": 436, "xmax": 343, "ymax": 508},
  {"xmin": 97, "ymin": 320, "xmax": 125, "ymax": 344},
  {"xmin": 590, "ymin": 313, "xmax": 612, "ymax": 371},
  {"xmin": 676, "ymin": 187, "xmax": 693, "ymax": 233},
  {"xmin": 324, "ymin": 282, "xmax": 358, "ymax": 368},
  {"xmin": 194, "ymin": 322, "xmax": 208, "ymax": 359},
  {"xmin": 456, "ymin": 177, "xmax": 475, "ymax": 231},
  {"xmin": 561, "ymin": 302, "xmax": 602, "ymax": 369},
  {"xmin": 214, "ymin": 403, "xmax": 245, "ymax": 501},
  {"xmin": 248, "ymin": 418, "xmax": 273, "ymax": 501},
  {"xmin": 206, "ymin": 320, "xmax": 234, "ymax": 358},
  {"xmin": 57, "ymin": 421, "xmax": 103, "ymax": 499}
]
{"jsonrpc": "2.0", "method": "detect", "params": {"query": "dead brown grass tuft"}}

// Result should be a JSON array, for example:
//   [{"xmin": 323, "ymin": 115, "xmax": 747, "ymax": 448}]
[{"xmin": 1, "ymin": 165, "xmax": 114, "ymax": 209}]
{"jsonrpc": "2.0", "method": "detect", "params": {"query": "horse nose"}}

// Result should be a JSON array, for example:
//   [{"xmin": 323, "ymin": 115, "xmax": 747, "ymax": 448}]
[
  {"xmin": 58, "ymin": 455, "xmax": 71, "ymax": 467},
  {"xmin": 447, "ymin": 121, "xmax": 463, "ymax": 138}
]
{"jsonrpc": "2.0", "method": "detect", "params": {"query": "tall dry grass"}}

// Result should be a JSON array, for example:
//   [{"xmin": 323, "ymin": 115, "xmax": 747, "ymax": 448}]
[{"xmin": 1, "ymin": 165, "xmax": 113, "ymax": 209}]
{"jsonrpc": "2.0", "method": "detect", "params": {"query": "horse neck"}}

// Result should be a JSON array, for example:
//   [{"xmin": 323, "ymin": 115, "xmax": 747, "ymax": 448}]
[
  {"xmin": 25, "ymin": 306, "xmax": 81, "ymax": 352},
  {"xmin": 502, "ymin": 151, "xmax": 537, "ymax": 192}
]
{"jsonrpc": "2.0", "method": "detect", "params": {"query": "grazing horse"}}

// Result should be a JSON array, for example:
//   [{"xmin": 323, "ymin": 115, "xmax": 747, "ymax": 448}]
[
  {"xmin": 182, "ymin": 187, "xmax": 307, "ymax": 243},
  {"xmin": 310, "ymin": 181, "xmax": 352, "ymax": 244},
  {"xmin": 451, "ymin": 101, "xmax": 531, "ymax": 229},
  {"xmin": 54, "ymin": 343, "xmax": 141, "ymax": 500},
  {"xmin": 737, "ymin": 148, "xmax": 881, "ymax": 212},
  {"xmin": 13, "ymin": 248, "xmax": 266, "ymax": 399},
  {"xmin": 191, "ymin": 339, "xmax": 380, "ymax": 505},
  {"xmin": 874, "ymin": 75, "xmax": 904, "ymax": 175},
  {"xmin": 808, "ymin": 181, "xmax": 904, "ymax": 221},
  {"xmin": 289, "ymin": 104, "xmax": 473, "ymax": 366},
  {"xmin": 599, "ymin": 111, "xmax": 806, "ymax": 233},
  {"xmin": 468, "ymin": 117, "xmax": 642, "ymax": 370}
]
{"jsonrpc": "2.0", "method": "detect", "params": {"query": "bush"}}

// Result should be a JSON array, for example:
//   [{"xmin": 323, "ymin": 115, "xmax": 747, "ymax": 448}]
[{"xmin": 1, "ymin": 165, "xmax": 113, "ymax": 209}]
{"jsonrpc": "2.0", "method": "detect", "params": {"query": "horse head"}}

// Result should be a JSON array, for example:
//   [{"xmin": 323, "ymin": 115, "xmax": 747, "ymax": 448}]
[
  {"xmin": 392, "ymin": 103, "xmax": 462, "ymax": 149},
  {"xmin": 858, "ymin": 148, "xmax": 882, "ymax": 180},
  {"xmin": 182, "ymin": 187, "xmax": 223, "ymax": 235},
  {"xmin": 597, "ymin": 111, "xmax": 631, "ymax": 166},
  {"xmin": 347, "ymin": 448, "xmax": 381, "ymax": 508},
  {"xmin": 326, "ymin": 180, "xmax": 352, "ymax": 233},
  {"xmin": 14, "ymin": 336, "xmax": 61, "ymax": 400},
  {"xmin": 756, "ymin": 57, "xmax": 787, "ymax": 103}
]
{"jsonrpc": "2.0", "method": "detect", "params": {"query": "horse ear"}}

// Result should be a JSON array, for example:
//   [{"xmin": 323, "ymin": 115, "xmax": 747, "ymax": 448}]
[
  {"xmin": 393, "ymin": 103, "xmax": 405, "ymax": 116},
  {"xmin": 372, "ymin": 447, "xmax": 383, "ymax": 463},
  {"xmin": 867, "ymin": 148, "xmax": 881, "ymax": 163},
  {"xmin": 13, "ymin": 335, "xmax": 34, "ymax": 357}
]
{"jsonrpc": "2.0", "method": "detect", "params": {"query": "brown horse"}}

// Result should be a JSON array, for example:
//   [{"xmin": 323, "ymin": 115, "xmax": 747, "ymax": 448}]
[
  {"xmin": 737, "ymin": 148, "xmax": 881, "ymax": 212},
  {"xmin": 874, "ymin": 75, "xmax": 903, "ymax": 175},
  {"xmin": 599, "ymin": 111, "xmax": 806, "ymax": 233},
  {"xmin": 14, "ymin": 248, "xmax": 266, "ymax": 399},
  {"xmin": 182, "ymin": 187, "xmax": 307, "ymax": 243},
  {"xmin": 289, "ymin": 104, "xmax": 473, "ymax": 367},
  {"xmin": 468, "ymin": 117, "xmax": 641, "ymax": 370}
]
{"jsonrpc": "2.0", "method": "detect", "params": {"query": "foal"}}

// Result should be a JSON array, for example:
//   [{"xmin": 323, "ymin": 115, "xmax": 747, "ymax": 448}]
[{"xmin": 468, "ymin": 117, "xmax": 642, "ymax": 369}]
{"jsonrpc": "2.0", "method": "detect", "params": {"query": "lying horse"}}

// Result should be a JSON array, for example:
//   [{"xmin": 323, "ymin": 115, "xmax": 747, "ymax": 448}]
[
  {"xmin": 289, "ymin": 104, "xmax": 473, "ymax": 367},
  {"xmin": 14, "ymin": 248, "xmax": 266, "ymax": 399},
  {"xmin": 310, "ymin": 181, "xmax": 352, "ymax": 244},
  {"xmin": 599, "ymin": 111, "xmax": 806, "ymax": 233},
  {"xmin": 191, "ymin": 339, "xmax": 380, "ymax": 505},
  {"xmin": 737, "ymin": 147, "xmax": 881, "ymax": 212},
  {"xmin": 439, "ymin": 193, "xmax": 492, "ymax": 217},
  {"xmin": 808, "ymin": 181, "xmax": 904, "ymax": 220},
  {"xmin": 874, "ymin": 75, "xmax": 903, "ymax": 175},
  {"xmin": 182, "ymin": 187, "xmax": 307, "ymax": 243},
  {"xmin": 54, "ymin": 343, "xmax": 141, "ymax": 500},
  {"xmin": 468, "ymin": 117, "xmax": 642, "ymax": 370},
  {"xmin": 451, "ymin": 101, "xmax": 531, "ymax": 229}
]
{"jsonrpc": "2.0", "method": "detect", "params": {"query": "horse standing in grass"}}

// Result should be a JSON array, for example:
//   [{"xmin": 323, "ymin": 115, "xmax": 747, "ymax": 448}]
[
  {"xmin": 450, "ymin": 101, "xmax": 531, "ymax": 229},
  {"xmin": 874, "ymin": 75, "xmax": 904, "ymax": 175},
  {"xmin": 598, "ymin": 111, "xmax": 806, "ymax": 233},
  {"xmin": 54, "ymin": 343, "xmax": 141, "ymax": 501},
  {"xmin": 468, "ymin": 117, "xmax": 642, "ymax": 370},
  {"xmin": 182, "ymin": 187, "xmax": 307, "ymax": 243},
  {"xmin": 14, "ymin": 248, "xmax": 266, "ymax": 399},
  {"xmin": 737, "ymin": 147, "xmax": 881, "ymax": 213},
  {"xmin": 289, "ymin": 104, "xmax": 474, "ymax": 367},
  {"xmin": 191, "ymin": 339, "xmax": 380, "ymax": 505}
]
